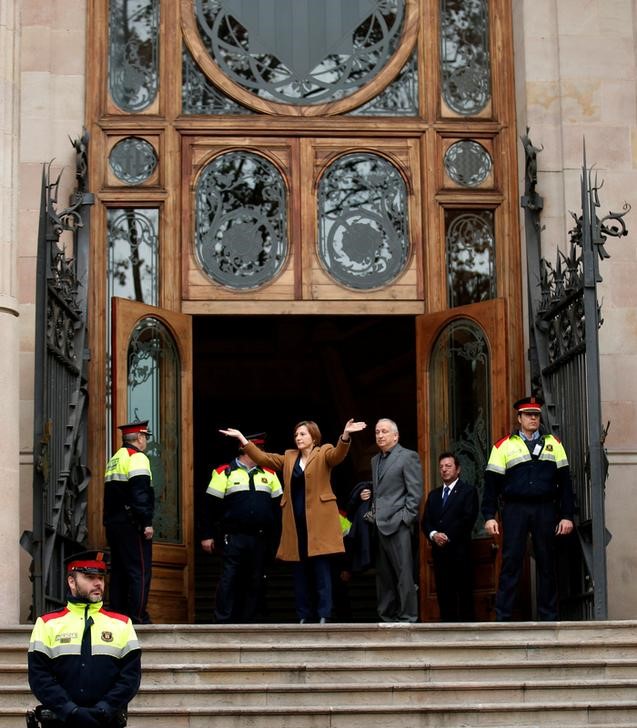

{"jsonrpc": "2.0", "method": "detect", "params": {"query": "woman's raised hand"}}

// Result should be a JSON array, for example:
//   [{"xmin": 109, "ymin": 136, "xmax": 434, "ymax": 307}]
[
  {"xmin": 343, "ymin": 419, "xmax": 367, "ymax": 438},
  {"xmin": 219, "ymin": 428, "xmax": 247, "ymax": 446}
]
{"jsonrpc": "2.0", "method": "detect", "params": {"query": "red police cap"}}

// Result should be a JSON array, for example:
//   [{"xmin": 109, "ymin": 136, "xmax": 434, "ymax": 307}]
[
  {"xmin": 118, "ymin": 420, "xmax": 152, "ymax": 437},
  {"xmin": 242, "ymin": 432, "xmax": 266, "ymax": 447},
  {"xmin": 65, "ymin": 550, "xmax": 109, "ymax": 575},
  {"xmin": 513, "ymin": 396, "xmax": 544, "ymax": 414}
]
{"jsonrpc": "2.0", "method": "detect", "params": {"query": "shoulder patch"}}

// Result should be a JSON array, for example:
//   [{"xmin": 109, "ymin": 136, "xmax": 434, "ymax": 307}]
[
  {"xmin": 214, "ymin": 464, "xmax": 229, "ymax": 474},
  {"xmin": 99, "ymin": 608, "xmax": 131, "ymax": 623},
  {"xmin": 494, "ymin": 435, "xmax": 509, "ymax": 449},
  {"xmin": 41, "ymin": 607, "xmax": 69, "ymax": 623}
]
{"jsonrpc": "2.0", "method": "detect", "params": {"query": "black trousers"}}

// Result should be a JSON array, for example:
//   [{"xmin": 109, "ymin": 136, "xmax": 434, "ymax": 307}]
[
  {"xmin": 215, "ymin": 532, "xmax": 271, "ymax": 623},
  {"xmin": 105, "ymin": 521, "xmax": 152, "ymax": 624},
  {"xmin": 496, "ymin": 500, "xmax": 558, "ymax": 621},
  {"xmin": 432, "ymin": 543, "xmax": 475, "ymax": 622}
]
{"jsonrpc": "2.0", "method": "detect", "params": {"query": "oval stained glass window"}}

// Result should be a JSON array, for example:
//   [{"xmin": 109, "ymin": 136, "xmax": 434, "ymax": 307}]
[
  {"xmin": 109, "ymin": 137, "xmax": 158, "ymax": 185},
  {"xmin": 444, "ymin": 140, "xmax": 492, "ymax": 187},
  {"xmin": 193, "ymin": 0, "xmax": 406, "ymax": 106},
  {"xmin": 318, "ymin": 153, "xmax": 409, "ymax": 290},
  {"xmin": 195, "ymin": 151, "xmax": 288, "ymax": 289}
]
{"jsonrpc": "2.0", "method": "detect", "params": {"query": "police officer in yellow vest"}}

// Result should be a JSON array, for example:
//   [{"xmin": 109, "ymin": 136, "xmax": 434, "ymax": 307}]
[
  {"xmin": 201, "ymin": 434, "xmax": 283, "ymax": 622},
  {"xmin": 483, "ymin": 396, "xmax": 575, "ymax": 621},
  {"xmin": 27, "ymin": 551, "xmax": 141, "ymax": 727},
  {"xmin": 103, "ymin": 421, "xmax": 154, "ymax": 624}
]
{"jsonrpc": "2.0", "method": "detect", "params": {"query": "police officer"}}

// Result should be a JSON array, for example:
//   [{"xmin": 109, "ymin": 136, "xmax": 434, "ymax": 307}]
[
  {"xmin": 482, "ymin": 396, "xmax": 575, "ymax": 621},
  {"xmin": 27, "ymin": 551, "xmax": 141, "ymax": 727},
  {"xmin": 103, "ymin": 420, "xmax": 154, "ymax": 624},
  {"xmin": 201, "ymin": 434, "xmax": 283, "ymax": 623}
]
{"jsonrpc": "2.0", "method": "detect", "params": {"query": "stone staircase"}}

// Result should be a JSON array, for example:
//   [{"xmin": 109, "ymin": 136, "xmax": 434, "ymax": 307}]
[{"xmin": 4, "ymin": 622, "xmax": 637, "ymax": 727}]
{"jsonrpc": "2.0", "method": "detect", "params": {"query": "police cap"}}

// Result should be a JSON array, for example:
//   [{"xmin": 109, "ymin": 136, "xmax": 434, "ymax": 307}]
[
  {"xmin": 65, "ymin": 550, "xmax": 109, "ymax": 575},
  {"xmin": 118, "ymin": 420, "xmax": 152, "ymax": 437},
  {"xmin": 242, "ymin": 432, "xmax": 266, "ymax": 447},
  {"xmin": 513, "ymin": 396, "xmax": 544, "ymax": 414}
]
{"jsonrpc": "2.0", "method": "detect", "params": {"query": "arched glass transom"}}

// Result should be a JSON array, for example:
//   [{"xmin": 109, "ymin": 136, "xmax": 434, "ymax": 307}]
[
  {"xmin": 195, "ymin": 151, "xmax": 288, "ymax": 289},
  {"xmin": 127, "ymin": 317, "xmax": 181, "ymax": 542},
  {"xmin": 429, "ymin": 318, "xmax": 491, "ymax": 533},
  {"xmin": 318, "ymin": 153, "xmax": 410, "ymax": 290},
  {"xmin": 194, "ymin": 0, "xmax": 405, "ymax": 105}
]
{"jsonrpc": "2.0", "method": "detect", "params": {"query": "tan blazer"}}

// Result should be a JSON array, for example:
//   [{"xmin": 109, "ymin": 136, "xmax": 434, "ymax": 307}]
[{"xmin": 243, "ymin": 439, "xmax": 349, "ymax": 560}]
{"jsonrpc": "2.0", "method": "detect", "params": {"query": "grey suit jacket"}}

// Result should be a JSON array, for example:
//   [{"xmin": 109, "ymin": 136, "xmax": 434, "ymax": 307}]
[{"xmin": 371, "ymin": 443, "xmax": 423, "ymax": 536}]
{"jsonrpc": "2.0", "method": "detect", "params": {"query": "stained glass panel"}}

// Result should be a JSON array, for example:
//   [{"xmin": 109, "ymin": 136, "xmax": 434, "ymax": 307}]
[
  {"xmin": 318, "ymin": 153, "xmax": 409, "ymax": 290},
  {"xmin": 195, "ymin": 152, "xmax": 288, "ymax": 289},
  {"xmin": 445, "ymin": 209, "xmax": 495, "ymax": 307},
  {"xmin": 440, "ymin": 0, "xmax": 491, "ymax": 115},
  {"xmin": 429, "ymin": 319, "xmax": 491, "ymax": 535},
  {"xmin": 127, "ymin": 317, "xmax": 181, "ymax": 543},
  {"xmin": 194, "ymin": 0, "xmax": 405, "ymax": 105},
  {"xmin": 109, "ymin": 0, "xmax": 159, "ymax": 112}
]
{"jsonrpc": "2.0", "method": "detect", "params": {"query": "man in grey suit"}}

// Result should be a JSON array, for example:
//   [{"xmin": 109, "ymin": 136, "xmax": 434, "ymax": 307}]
[{"xmin": 371, "ymin": 418, "xmax": 423, "ymax": 622}]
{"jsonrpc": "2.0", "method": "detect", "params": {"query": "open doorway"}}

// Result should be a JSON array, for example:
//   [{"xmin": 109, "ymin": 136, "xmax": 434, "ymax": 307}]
[{"xmin": 192, "ymin": 315, "xmax": 417, "ymax": 622}]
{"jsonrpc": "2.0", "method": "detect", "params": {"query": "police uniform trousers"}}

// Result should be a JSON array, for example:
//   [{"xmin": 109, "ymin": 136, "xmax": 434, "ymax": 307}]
[
  {"xmin": 105, "ymin": 521, "xmax": 152, "ymax": 624},
  {"xmin": 496, "ymin": 499, "xmax": 558, "ymax": 621},
  {"xmin": 376, "ymin": 522, "xmax": 418, "ymax": 622},
  {"xmin": 215, "ymin": 532, "xmax": 271, "ymax": 623}
]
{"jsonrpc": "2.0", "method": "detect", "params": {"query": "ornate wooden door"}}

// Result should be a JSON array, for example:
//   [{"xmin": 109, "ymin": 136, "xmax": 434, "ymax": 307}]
[
  {"xmin": 111, "ymin": 298, "xmax": 194, "ymax": 623},
  {"xmin": 416, "ymin": 299, "xmax": 510, "ymax": 621}
]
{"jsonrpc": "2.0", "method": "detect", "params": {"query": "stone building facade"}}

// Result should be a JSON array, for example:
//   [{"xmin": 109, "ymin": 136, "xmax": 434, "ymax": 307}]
[{"xmin": 1, "ymin": 0, "xmax": 635, "ymax": 623}]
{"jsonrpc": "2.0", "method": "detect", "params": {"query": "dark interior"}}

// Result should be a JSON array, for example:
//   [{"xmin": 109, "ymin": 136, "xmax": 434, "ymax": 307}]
[{"xmin": 192, "ymin": 314, "xmax": 417, "ymax": 622}]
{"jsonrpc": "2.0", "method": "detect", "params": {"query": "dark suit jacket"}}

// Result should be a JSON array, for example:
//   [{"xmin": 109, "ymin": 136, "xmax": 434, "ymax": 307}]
[
  {"xmin": 421, "ymin": 479, "xmax": 479, "ymax": 554},
  {"xmin": 371, "ymin": 444, "xmax": 423, "ymax": 536}
]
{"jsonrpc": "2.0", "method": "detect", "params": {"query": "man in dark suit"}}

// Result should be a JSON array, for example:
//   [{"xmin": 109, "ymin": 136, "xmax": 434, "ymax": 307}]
[
  {"xmin": 422, "ymin": 452, "xmax": 479, "ymax": 622},
  {"xmin": 371, "ymin": 418, "xmax": 423, "ymax": 622}
]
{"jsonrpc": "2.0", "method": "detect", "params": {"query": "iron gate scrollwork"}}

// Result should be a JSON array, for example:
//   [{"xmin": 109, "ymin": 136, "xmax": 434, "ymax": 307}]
[
  {"xmin": 21, "ymin": 131, "xmax": 94, "ymax": 618},
  {"xmin": 521, "ymin": 131, "xmax": 629, "ymax": 620}
]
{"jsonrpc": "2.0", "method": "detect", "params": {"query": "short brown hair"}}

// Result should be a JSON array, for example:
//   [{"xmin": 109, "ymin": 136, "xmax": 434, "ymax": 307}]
[{"xmin": 293, "ymin": 420, "xmax": 322, "ymax": 446}]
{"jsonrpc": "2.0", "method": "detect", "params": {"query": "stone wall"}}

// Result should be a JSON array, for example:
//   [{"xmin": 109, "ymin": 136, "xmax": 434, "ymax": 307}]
[{"xmin": 514, "ymin": 0, "xmax": 637, "ymax": 617}]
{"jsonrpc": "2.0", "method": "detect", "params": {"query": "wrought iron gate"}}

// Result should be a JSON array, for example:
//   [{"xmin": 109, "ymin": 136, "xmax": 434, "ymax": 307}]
[
  {"xmin": 521, "ymin": 132, "xmax": 629, "ymax": 619},
  {"xmin": 20, "ymin": 132, "xmax": 94, "ymax": 619}
]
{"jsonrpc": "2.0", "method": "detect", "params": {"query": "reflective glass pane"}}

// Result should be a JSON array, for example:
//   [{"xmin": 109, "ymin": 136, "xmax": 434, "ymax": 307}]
[
  {"xmin": 319, "ymin": 153, "xmax": 409, "ymax": 290},
  {"xmin": 107, "ymin": 208, "xmax": 159, "ymax": 305},
  {"xmin": 127, "ymin": 317, "xmax": 181, "ymax": 543},
  {"xmin": 109, "ymin": 137, "xmax": 158, "ymax": 185},
  {"xmin": 182, "ymin": 46, "xmax": 255, "ymax": 115},
  {"xmin": 349, "ymin": 51, "xmax": 419, "ymax": 117},
  {"xmin": 194, "ymin": 0, "xmax": 405, "ymax": 105},
  {"xmin": 445, "ymin": 209, "xmax": 495, "ymax": 307},
  {"xmin": 429, "ymin": 319, "xmax": 491, "ymax": 534},
  {"xmin": 444, "ymin": 140, "xmax": 492, "ymax": 187},
  {"xmin": 195, "ymin": 152, "xmax": 288, "ymax": 289},
  {"xmin": 440, "ymin": 0, "xmax": 491, "ymax": 115},
  {"xmin": 109, "ymin": 0, "xmax": 159, "ymax": 112}
]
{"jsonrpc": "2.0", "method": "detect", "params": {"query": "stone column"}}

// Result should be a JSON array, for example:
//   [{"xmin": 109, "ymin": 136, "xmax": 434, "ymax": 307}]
[{"xmin": 0, "ymin": 0, "xmax": 22, "ymax": 624}]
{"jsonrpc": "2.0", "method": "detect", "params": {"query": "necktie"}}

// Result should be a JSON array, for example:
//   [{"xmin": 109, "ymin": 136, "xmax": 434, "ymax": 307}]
[{"xmin": 442, "ymin": 486, "xmax": 450, "ymax": 506}]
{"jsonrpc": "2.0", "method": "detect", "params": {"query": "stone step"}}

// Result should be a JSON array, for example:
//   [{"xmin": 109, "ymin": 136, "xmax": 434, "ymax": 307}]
[
  {"xmin": 136, "ymin": 657, "xmax": 637, "ymax": 685},
  {"xmin": 139, "ymin": 640, "xmax": 637, "ymax": 665},
  {"xmin": 134, "ymin": 621, "xmax": 637, "ymax": 646},
  {"xmin": 7, "ymin": 679, "xmax": 637, "ymax": 710},
  {"xmin": 5, "ymin": 702, "xmax": 637, "ymax": 728}
]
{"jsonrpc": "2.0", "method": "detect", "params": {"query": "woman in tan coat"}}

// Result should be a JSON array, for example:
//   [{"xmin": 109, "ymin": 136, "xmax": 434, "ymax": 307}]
[{"xmin": 220, "ymin": 419, "xmax": 366, "ymax": 623}]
